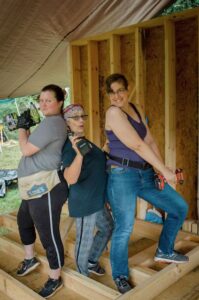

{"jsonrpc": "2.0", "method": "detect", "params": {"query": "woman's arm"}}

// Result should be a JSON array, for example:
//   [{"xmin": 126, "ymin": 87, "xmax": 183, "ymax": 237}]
[
  {"xmin": 106, "ymin": 106, "xmax": 176, "ymax": 183},
  {"xmin": 144, "ymin": 126, "xmax": 164, "ymax": 163},
  {"xmin": 63, "ymin": 137, "xmax": 83, "ymax": 185},
  {"xmin": 18, "ymin": 129, "xmax": 40, "ymax": 156}
]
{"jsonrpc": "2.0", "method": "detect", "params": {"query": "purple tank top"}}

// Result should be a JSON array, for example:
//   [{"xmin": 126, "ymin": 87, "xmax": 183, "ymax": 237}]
[{"xmin": 106, "ymin": 103, "xmax": 147, "ymax": 167}]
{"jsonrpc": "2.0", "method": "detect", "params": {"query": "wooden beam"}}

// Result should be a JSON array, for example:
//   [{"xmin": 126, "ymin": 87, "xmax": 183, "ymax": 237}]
[
  {"xmin": 0, "ymin": 214, "xmax": 18, "ymax": 232},
  {"xmin": 135, "ymin": 27, "xmax": 145, "ymax": 110},
  {"xmin": 134, "ymin": 219, "xmax": 199, "ymax": 243},
  {"xmin": 0, "ymin": 236, "xmax": 119, "ymax": 300},
  {"xmin": 118, "ymin": 246, "xmax": 199, "ymax": 300},
  {"xmin": 64, "ymin": 238, "xmax": 156, "ymax": 285},
  {"xmin": 197, "ymin": 15, "xmax": 199, "ymax": 220},
  {"xmin": 164, "ymin": 19, "xmax": 176, "ymax": 170},
  {"xmin": 87, "ymin": 41, "xmax": 100, "ymax": 145},
  {"xmin": 0, "ymin": 269, "xmax": 43, "ymax": 300},
  {"xmin": 70, "ymin": 45, "xmax": 82, "ymax": 104},
  {"xmin": 71, "ymin": 8, "xmax": 199, "ymax": 46},
  {"xmin": 110, "ymin": 35, "xmax": 121, "ymax": 73},
  {"xmin": 135, "ymin": 27, "xmax": 148, "ymax": 220}
]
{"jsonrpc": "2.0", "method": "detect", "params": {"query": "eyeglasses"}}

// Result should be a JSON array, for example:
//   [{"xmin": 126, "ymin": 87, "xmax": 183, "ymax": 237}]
[
  {"xmin": 108, "ymin": 88, "xmax": 127, "ymax": 97},
  {"xmin": 67, "ymin": 114, "xmax": 88, "ymax": 121}
]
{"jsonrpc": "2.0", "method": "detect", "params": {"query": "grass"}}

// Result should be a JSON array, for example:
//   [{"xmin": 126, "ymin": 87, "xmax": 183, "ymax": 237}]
[
  {"xmin": 0, "ymin": 141, "xmax": 22, "ymax": 215},
  {"xmin": 0, "ymin": 140, "xmax": 22, "ymax": 169},
  {"xmin": 0, "ymin": 183, "xmax": 21, "ymax": 215}
]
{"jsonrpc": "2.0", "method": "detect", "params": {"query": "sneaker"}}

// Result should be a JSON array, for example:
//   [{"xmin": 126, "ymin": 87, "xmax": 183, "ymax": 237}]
[
  {"xmin": 17, "ymin": 257, "xmax": 40, "ymax": 276},
  {"xmin": 88, "ymin": 261, "xmax": 105, "ymax": 276},
  {"xmin": 114, "ymin": 276, "xmax": 133, "ymax": 294},
  {"xmin": 154, "ymin": 248, "xmax": 189, "ymax": 264},
  {"xmin": 39, "ymin": 277, "xmax": 63, "ymax": 298}
]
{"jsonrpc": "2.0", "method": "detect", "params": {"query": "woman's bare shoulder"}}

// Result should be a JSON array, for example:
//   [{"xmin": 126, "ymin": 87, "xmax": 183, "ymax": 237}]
[{"xmin": 106, "ymin": 105, "xmax": 122, "ymax": 117}]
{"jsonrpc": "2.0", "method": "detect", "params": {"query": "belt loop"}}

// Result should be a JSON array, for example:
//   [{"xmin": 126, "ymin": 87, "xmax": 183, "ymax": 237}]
[{"xmin": 122, "ymin": 158, "xmax": 129, "ymax": 167}]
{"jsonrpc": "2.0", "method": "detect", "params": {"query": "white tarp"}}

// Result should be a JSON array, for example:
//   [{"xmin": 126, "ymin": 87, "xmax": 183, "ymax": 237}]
[{"xmin": 0, "ymin": 0, "xmax": 171, "ymax": 99}]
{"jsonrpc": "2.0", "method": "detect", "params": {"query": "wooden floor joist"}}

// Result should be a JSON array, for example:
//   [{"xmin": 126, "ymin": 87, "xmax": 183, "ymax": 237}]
[{"xmin": 0, "ymin": 212, "xmax": 199, "ymax": 299}]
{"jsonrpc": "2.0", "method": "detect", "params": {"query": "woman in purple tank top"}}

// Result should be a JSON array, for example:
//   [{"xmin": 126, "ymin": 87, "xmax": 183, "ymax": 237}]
[{"xmin": 105, "ymin": 73, "xmax": 189, "ymax": 294}]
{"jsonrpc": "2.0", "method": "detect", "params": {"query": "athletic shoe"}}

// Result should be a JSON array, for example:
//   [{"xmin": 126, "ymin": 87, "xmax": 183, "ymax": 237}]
[
  {"xmin": 88, "ymin": 261, "xmax": 105, "ymax": 276},
  {"xmin": 17, "ymin": 257, "xmax": 40, "ymax": 276},
  {"xmin": 39, "ymin": 277, "xmax": 63, "ymax": 298},
  {"xmin": 114, "ymin": 276, "xmax": 133, "ymax": 294},
  {"xmin": 154, "ymin": 248, "xmax": 189, "ymax": 263}
]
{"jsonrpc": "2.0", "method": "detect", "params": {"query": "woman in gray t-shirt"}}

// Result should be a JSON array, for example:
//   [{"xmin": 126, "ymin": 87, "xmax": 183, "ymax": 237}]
[{"xmin": 16, "ymin": 84, "xmax": 68, "ymax": 299}]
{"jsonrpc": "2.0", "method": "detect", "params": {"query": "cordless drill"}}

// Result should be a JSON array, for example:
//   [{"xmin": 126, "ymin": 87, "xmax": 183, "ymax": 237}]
[{"xmin": 154, "ymin": 168, "xmax": 184, "ymax": 190}]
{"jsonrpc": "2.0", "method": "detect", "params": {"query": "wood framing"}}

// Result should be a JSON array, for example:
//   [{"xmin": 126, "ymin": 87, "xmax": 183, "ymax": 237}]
[
  {"xmin": 135, "ymin": 27, "xmax": 145, "ymax": 109},
  {"xmin": 1, "ymin": 7, "xmax": 199, "ymax": 300},
  {"xmin": 164, "ymin": 19, "xmax": 176, "ymax": 170},
  {"xmin": 0, "ymin": 212, "xmax": 199, "ymax": 299},
  {"xmin": 88, "ymin": 41, "xmax": 100, "ymax": 145},
  {"xmin": 70, "ymin": 7, "xmax": 199, "ymax": 219},
  {"xmin": 70, "ymin": 45, "xmax": 82, "ymax": 104},
  {"xmin": 110, "ymin": 35, "xmax": 121, "ymax": 74}
]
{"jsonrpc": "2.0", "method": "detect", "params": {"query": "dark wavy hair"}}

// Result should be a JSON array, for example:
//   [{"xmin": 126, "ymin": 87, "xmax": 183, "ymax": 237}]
[{"xmin": 105, "ymin": 73, "xmax": 128, "ymax": 94}]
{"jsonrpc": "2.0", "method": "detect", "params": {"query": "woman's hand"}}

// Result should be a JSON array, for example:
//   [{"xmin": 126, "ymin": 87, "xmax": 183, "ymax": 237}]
[
  {"xmin": 69, "ymin": 136, "xmax": 82, "ymax": 156},
  {"xmin": 162, "ymin": 167, "xmax": 177, "ymax": 184}
]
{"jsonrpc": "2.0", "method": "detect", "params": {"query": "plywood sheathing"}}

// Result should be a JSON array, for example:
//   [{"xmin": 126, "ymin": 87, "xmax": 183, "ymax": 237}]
[
  {"xmin": 120, "ymin": 33, "xmax": 136, "ymax": 96},
  {"xmin": 175, "ymin": 17, "xmax": 198, "ymax": 219}
]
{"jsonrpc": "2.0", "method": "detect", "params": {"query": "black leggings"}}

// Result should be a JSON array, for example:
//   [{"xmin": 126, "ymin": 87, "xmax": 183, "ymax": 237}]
[{"xmin": 17, "ymin": 175, "xmax": 68, "ymax": 269}]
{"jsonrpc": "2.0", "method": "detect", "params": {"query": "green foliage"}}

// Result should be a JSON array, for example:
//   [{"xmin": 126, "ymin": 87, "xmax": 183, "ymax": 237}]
[
  {"xmin": 64, "ymin": 87, "xmax": 71, "ymax": 108},
  {"xmin": 0, "ymin": 95, "xmax": 39, "ymax": 141},
  {"xmin": 161, "ymin": 0, "xmax": 199, "ymax": 15}
]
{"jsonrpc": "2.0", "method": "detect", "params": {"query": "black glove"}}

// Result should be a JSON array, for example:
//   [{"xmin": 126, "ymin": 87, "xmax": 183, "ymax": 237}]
[{"xmin": 17, "ymin": 110, "xmax": 32, "ymax": 130}]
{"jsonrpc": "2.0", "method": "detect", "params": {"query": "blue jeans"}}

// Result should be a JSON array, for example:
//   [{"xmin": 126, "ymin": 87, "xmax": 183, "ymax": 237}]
[{"xmin": 107, "ymin": 167, "xmax": 188, "ymax": 279}]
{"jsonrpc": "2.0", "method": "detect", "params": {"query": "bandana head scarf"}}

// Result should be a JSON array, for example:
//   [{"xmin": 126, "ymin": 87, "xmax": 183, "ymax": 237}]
[{"xmin": 63, "ymin": 104, "xmax": 84, "ymax": 121}]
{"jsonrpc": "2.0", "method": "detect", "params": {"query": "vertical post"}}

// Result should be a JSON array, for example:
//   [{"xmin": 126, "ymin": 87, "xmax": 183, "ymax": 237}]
[
  {"xmin": 135, "ymin": 27, "xmax": 147, "ymax": 219},
  {"xmin": 70, "ymin": 45, "xmax": 82, "ymax": 104},
  {"xmin": 135, "ymin": 27, "xmax": 145, "ymax": 110},
  {"xmin": 110, "ymin": 35, "xmax": 121, "ymax": 73},
  {"xmin": 88, "ymin": 41, "xmax": 100, "ymax": 146},
  {"xmin": 164, "ymin": 20, "xmax": 176, "ymax": 171},
  {"xmin": 197, "ymin": 16, "xmax": 199, "ymax": 219}
]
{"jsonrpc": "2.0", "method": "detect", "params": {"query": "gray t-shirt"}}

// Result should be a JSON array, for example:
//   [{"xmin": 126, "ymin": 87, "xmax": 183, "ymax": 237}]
[{"xmin": 18, "ymin": 115, "xmax": 67, "ymax": 178}]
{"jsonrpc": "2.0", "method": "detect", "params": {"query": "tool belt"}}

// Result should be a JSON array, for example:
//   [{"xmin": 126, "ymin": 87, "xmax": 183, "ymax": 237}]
[
  {"xmin": 18, "ymin": 170, "xmax": 60, "ymax": 200},
  {"xmin": 107, "ymin": 153, "xmax": 151, "ymax": 170}
]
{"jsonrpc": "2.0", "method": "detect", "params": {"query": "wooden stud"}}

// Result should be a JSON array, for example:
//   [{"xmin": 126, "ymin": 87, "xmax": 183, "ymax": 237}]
[
  {"xmin": 197, "ymin": 15, "xmax": 199, "ymax": 220},
  {"xmin": 191, "ymin": 222, "xmax": 198, "ymax": 235},
  {"xmin": 0, "ymin": 236, "xmax": 119, "ymax": 300},
  {"xmin": 182, "ymin": 220, "xmax": 195, "ymax": 233},
  {"xmin": 0, "ymin": 269, "xmax": 43, "ymax": 300},
  {"xmin": 118, "ymin": 246, "xmax": 199, "ymax": 300},
  {"xmin": 110, "ymin": 35, "xmax": 121, "ymax": 73},
  {"xmin": 87, "ymin": 41, "xmax": 100, "ymax": 145},
  {"xmin": 164, "ymin": 19, "xmax": 176, "ymax": 170},
  {"xmin": 135, "ymin": 27, "xmax": 145, "ymax": 110},
  {"xmin": 135, "ymin": 27, "xmax": 147, "ymax": 219},
  {"xmin": 134, "ymin": 219, "xmax": 199, "ymax": 243},
  {"xmin": 70, "ymin": 45, "xmax": 82, "ymax": 104}
]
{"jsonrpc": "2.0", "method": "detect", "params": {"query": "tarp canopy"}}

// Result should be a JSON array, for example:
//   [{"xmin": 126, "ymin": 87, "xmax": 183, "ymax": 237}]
[{"xmin": 0, "ymin": 0, "xmax": 171, "ymax": 99}]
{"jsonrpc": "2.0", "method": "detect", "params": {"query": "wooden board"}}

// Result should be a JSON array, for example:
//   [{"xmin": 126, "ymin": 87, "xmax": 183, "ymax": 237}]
[{"xmin": 1, "ymin": 213, "xmax": 199, "ymax": 299}]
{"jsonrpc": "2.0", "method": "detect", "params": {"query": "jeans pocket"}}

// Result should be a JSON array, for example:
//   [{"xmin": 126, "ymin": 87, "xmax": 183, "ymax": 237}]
[{"xmin": 110, "ymin": 167, "xmax": 126, "ymax": 174}]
